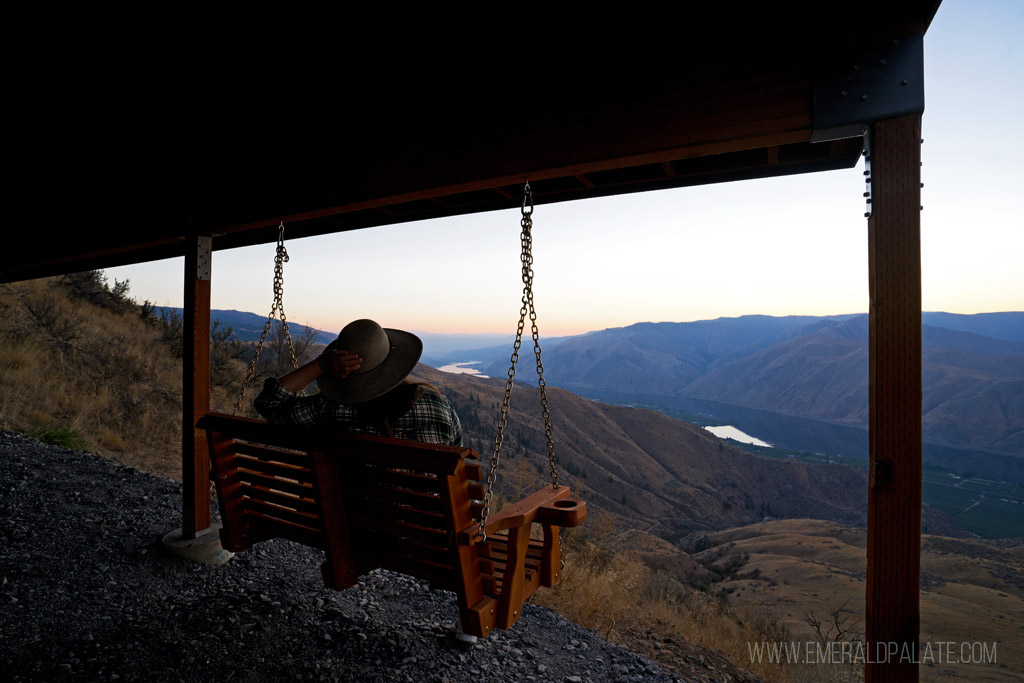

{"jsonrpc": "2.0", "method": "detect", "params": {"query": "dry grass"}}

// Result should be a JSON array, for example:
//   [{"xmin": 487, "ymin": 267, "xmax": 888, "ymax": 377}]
[
  {"xmin": 0, "ymin": 276, "xmax": 245, "ymax": 480},
  {"xmin": 530, "ymin": 532, "xmax": 816, "ymax": 682}
]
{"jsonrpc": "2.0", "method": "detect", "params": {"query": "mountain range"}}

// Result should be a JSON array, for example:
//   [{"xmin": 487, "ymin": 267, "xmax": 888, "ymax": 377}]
[
  {"xmin": 155, "ymin": 307, "xmax": 337, "ymax": 345},
  {"xmin": 466, "ymin": 312, "xmax": 1024, "ymax": 482}
]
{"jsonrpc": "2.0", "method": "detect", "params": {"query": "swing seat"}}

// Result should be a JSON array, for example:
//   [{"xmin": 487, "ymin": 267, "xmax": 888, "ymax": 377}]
[{"xmin": 198, "ymin": 413, "xmax": 586, "ymax": 637}]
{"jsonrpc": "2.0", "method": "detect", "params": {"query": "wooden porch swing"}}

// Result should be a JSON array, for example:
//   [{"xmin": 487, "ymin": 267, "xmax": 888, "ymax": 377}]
[{"xmin": 198, "ymin": 183, "xmax": 586, "ymax": 637}]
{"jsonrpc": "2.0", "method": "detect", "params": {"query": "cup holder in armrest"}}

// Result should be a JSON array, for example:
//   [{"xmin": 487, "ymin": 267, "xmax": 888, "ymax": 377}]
[{"xmin": 537, "ymin": 498, "xmax": 587, "ymax": 527}]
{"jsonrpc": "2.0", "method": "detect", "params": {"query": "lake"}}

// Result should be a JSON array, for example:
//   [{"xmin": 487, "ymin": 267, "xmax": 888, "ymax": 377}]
[
  {"xmin": 702, "ymin": 425, "xmax": 773, "ymax": 448},
  {"xmin": 437, "ymin": 361, "xmax": 489, "ymax": 378}
]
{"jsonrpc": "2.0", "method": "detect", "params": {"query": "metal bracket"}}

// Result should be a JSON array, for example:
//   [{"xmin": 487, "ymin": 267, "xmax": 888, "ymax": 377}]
[
  {"xmin": 196, "ymin": 236, "xmax": 212, "ymax": 281},
  {"xmin": 811, "ymin": 33, "xmax": 924, "ymax": 143},
  {"xmin": 862, "ymin": 130, "xmax": 873, "ymax": 219}
]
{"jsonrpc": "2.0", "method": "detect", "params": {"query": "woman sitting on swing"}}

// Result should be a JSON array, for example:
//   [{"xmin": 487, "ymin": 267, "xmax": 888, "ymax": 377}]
[{"xmin": 254, "ymin": 318, "xmax": 463, "ymax": 447}]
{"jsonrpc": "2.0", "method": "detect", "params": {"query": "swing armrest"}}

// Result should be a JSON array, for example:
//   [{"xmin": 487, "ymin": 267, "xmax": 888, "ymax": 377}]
[
  {"xmin": 465, "ymin": 486, "xmax": 586, "ymax": 631},
  {"xmin": 458, "ymin": 485, "xmax": 586, "ymax": 635},
  {"xmin": 458, "ymin": 485, "xmax": 586, "ymax": 545}
]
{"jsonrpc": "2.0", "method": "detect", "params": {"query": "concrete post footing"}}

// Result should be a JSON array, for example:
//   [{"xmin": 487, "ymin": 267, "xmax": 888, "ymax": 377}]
[{"xmin": 161, "ymin": 524, "xmax": 234, "ymax": 566}]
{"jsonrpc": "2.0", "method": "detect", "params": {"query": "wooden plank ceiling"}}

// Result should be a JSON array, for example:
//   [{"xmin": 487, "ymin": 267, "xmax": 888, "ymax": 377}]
[{"xmin": 4, "ymin": 2, "xmax": 939, "ymax": 283}]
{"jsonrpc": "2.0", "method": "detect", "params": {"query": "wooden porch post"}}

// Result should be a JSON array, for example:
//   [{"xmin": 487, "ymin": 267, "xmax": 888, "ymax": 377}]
[
  {"xmin": 866, "ymin": 114, "xmax": 922, "ymax": 683},
  {"xmin": 182, "ymin": 234, "xmax": 212, "ymax": 538}
]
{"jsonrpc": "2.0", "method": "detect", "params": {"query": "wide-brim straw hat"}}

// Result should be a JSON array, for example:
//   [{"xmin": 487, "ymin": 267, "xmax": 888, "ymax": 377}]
[{"xmin": 316, "ymin": 319, "xmax": 422, "ymax": 404}]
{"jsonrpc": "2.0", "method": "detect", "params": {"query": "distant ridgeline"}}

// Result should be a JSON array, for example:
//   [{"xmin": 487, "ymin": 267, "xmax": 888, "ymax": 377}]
[
  {"xmin": 159, "ymin": 308, "xmax": 558, "ymax": 361},
  {"xmin": 466, "ymin": 312, "xmax": 1024, "ymax": 485},
  {"xmin": 155, "ymin": 307, "xmax": 335, "ymax": 345}
]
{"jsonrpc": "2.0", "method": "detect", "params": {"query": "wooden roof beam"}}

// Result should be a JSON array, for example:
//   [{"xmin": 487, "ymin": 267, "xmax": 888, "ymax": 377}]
[{"xmin": 573, "ymin": 174, "xmax": 595, "ymax": 189}]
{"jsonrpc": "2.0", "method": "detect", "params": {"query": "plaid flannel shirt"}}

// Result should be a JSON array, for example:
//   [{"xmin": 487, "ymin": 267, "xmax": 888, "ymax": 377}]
[{"xmin": 254, "ymin": 378, "xmax": 463, "ymax": 447}]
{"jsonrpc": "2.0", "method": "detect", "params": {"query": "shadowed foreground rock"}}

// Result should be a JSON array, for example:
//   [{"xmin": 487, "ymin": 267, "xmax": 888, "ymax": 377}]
[{"xmin": 0, "ymin": 431, "xmax": 724, "ymax": 682}]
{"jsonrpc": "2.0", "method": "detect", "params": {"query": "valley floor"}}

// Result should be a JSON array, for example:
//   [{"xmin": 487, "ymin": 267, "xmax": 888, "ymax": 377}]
[{"xmin": 692, "ymin": 519, "xmax": 1024, "ymax": 682}]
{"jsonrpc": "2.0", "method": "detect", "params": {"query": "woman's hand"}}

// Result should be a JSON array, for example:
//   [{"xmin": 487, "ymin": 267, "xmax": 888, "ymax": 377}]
[
  {"xmin": 318, "ymin": 349, "xmax": 362, "ymax": 378},
  {"xmin": 277, "ymin": 348, "xmax": 363, "ymax": 393}
]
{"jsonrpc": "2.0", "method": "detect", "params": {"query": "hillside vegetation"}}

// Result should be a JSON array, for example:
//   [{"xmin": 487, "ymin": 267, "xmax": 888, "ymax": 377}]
[
  {"xmin": 419, "ymin": 366, "xmax": 870, "ymax": 543},
  {"xmin": 0, "ymin": 273, "xmax": 314, "ymax": 478},
  {"xmin": 1, "ymin": 274, "xmax": 187, "ymax": 477}
]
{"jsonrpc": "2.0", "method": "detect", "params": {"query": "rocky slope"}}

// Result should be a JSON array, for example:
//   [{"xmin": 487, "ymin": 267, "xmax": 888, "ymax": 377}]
[{"xmin": 0, "ymin": 431, "xmax": 759, "ymax": 683}]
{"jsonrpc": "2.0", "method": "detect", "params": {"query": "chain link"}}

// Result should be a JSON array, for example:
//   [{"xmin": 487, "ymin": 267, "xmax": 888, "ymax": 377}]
[
  {"xmin": 478, "ymin": 182, "xmax": 560, "ymax": 558},
  {"xmin": 233, "ymin": 222, "xmax": 300, "ymax": 414}
]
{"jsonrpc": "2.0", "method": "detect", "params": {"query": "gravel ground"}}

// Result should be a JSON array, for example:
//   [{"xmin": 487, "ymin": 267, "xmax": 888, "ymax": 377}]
[{"xmin": 0, "ymin": 431, "xmax": 751, "ymax": 683}]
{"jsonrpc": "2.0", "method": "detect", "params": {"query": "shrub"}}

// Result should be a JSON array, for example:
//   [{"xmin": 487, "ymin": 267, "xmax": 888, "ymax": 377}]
[
  {"xmin": 29, "ymin": 422, "xmax": 89, "ymax": 451},
  {"xmin": 60, "ymin": 271, "xmax": 137, "ymax": 315}
]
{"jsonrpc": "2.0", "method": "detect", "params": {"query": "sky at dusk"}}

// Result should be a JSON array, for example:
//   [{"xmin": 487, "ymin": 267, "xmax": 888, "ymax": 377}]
[{"xmin": 106, "ymin": 2, "xmax": 1023, "ymax": 338}]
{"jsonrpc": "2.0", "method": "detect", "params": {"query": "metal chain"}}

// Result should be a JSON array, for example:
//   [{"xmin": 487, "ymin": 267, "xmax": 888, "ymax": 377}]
[
  {"xmin": 520, "ymin": 187, "xmax": 565, "ymax": 577},
  {"xmin": 478, "ymin": 182, "xmax": 560, "ymax": 551},
  {"xmin": 233, "ymin": 222, "xmax": 300, "ymax": 414}
]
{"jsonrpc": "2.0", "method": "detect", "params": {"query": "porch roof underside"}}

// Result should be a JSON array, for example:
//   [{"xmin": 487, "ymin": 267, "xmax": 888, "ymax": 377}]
[{"xmin": 5, "ymin": 3, "xmax": 939, "ymax": 283}]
